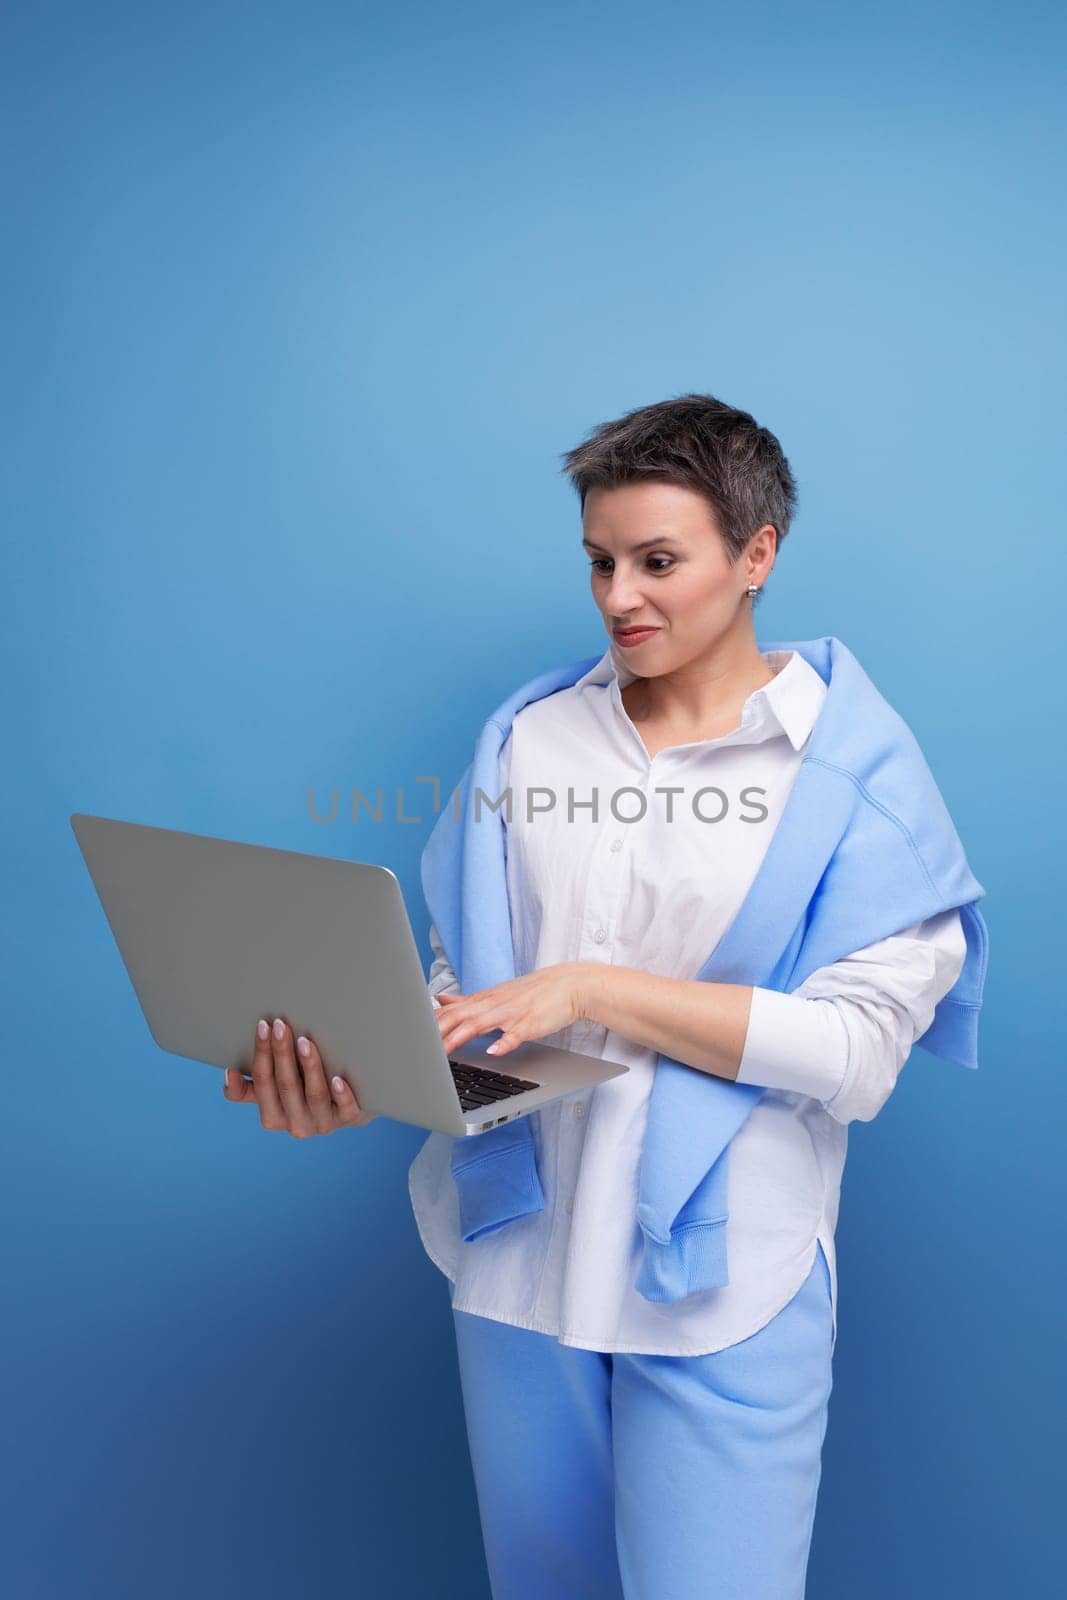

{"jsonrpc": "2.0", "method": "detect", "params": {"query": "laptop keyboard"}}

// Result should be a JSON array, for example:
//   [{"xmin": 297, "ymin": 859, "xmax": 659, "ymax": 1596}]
[{"xmin": 449, "ymin": 1059, "xmax": 541, "ymax": 1113}]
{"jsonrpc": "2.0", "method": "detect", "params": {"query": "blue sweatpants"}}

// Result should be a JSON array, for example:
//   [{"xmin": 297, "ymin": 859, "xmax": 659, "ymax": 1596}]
[{"xmin": 451, "ymin": 1242, "xmax": 834, "ymax": 1600}]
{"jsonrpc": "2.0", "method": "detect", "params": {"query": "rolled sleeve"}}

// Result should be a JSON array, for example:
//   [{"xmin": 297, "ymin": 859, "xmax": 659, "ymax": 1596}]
[
  {"xmin": 737, "ymin": 985, "xmax": 851, "ymax": 1103},
  {"xmin": 736, "ymin": 909, "xmax": 969, "ymax": 1124}
]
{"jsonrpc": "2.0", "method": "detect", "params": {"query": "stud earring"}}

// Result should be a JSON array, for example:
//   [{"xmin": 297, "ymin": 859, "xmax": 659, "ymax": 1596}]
[{"xmin": 746, "ymin": 584, "xmax": 759, "ymax": 598}]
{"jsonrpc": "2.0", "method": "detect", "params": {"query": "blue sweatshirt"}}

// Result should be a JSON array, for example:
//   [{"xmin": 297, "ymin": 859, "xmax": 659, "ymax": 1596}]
[{"xmin": 420, "ymin": 635, "xmax": 989, "ymax": 1306}]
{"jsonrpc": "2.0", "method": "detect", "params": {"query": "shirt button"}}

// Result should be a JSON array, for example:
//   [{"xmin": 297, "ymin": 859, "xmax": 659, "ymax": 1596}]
[
  {"xmin": 593, "ymin": 928, "xmax": 607, "ymax": 943},
  {"xmin": 610, "ymin": 838, "xmax": 623, "ymax": 852},
  {"xmin": 573, "ymin": 1102, "xmax": 586, "ymax": 1118}
]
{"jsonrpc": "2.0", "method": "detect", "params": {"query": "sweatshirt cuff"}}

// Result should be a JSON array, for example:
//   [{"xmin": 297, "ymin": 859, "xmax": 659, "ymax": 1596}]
[{"xmin": 735, "ymin": 986, "xmax": 850, "ymax": 1104}]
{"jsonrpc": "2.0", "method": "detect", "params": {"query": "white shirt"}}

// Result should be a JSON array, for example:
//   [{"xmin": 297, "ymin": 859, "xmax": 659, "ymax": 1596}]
[{"xmin": 408, "ymin": 645, "xmax": 967, "ymax": 1354}]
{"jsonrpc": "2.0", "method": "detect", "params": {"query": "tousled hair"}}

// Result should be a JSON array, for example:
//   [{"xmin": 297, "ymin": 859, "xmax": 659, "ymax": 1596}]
[{"xmin": 559, "ymin": 393, "xmax": 797, "ymax": 597}]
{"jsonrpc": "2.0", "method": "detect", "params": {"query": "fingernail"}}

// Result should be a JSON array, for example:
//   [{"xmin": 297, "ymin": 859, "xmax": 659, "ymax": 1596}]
[
  {"xmin": 332, "ymin": 1076, "xmax": 345, "ymax": 1094},
  {"xmin": 224, "ymin": 1068, "xmax": 231, "ymax": 1087},
  {"xmin": 486, "ymin": 1043, "xmax": 499, "ymax": 1054},
  {"xmin": 273, "ymin": 1018, "xmax": 285, "ymax": 1040},
  {"xmin": 297, "ymin": 1036, "xmax": 311, "ymax": 1058},
  {"xmin": 257, "ymin": 1019, "xmax": 268, "ymax": 1041}
]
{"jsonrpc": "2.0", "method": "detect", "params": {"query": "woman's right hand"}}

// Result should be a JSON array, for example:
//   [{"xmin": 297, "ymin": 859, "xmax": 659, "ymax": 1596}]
[{"xmin": 222, "ymin": 1015, "xmax": 379, "ymax": 1135}]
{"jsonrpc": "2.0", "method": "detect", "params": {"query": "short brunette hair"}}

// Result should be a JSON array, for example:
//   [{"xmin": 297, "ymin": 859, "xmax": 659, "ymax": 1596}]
[{"xmin": 559, "ymin": 393, "xmax": 798, "ymax": 575}]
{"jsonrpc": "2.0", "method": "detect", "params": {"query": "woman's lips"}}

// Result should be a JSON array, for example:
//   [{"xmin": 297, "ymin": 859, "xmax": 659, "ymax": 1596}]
[{"xmin": 613, "ymin": 627, "xmax": 659, "ymax": 645}]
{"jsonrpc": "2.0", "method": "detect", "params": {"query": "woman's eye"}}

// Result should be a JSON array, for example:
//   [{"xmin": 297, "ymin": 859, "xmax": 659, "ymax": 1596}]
[{"xmin": 588, "ymin": 557, "xmax": 674, "ymax": 574}]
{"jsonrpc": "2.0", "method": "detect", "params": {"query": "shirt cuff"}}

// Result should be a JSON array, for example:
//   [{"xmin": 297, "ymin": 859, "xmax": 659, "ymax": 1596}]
[{"xmin": 735, "ymin": 986, "xmax": 850, "ymax": 1104}]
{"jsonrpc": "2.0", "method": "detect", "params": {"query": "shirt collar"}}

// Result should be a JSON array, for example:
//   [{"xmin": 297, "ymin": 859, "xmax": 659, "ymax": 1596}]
[{"xmin": 572, "ymin": 640, "xmax": 827, "ymax": 753}]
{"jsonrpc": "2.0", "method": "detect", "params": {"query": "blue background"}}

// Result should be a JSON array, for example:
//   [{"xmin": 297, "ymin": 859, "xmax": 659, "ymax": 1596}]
[{"xmin": 3, "ymin": 1, "xmax": 1061, "ymax": 1594}]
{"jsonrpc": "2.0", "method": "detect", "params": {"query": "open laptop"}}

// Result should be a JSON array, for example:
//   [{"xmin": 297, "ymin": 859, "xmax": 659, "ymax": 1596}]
[{"xmin": 69, "ymin": 813, "xmax": 628, "ymax": 1136}]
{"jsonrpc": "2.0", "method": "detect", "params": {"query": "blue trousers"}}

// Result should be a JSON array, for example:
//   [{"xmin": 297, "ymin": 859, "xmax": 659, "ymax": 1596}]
[{"xmin": 451, "ymin": 1242, "xmax": 834, "ymax": 1600}]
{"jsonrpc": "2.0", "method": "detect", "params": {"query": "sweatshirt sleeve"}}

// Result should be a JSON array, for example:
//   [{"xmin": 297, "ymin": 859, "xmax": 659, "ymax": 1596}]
[
  {"xmin": 735, "ymin": 908, "xmax": 968, "ymax": 1124},
  {"xmin": 427, "ymin": 731, "xmax": 513, "ymax": 1009},
  {"xmin": 499, "ymin": 725, "xmax": 513, "ymax": 868},
  {"xmin": 428, "ymin": 920, "xmax": 462, "ymax": 1007}
]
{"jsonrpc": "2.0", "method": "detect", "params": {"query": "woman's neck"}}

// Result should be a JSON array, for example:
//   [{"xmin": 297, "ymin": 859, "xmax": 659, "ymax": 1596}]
[{"xmin": 621, "ymin": 650, "xmax": 780, "ymax": 742}]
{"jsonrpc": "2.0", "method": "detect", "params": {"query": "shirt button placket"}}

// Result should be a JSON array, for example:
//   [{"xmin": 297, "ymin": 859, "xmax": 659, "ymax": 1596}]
[{"xmin": 586, "ymin": 802, "xmax": 632, "ymax": 954}]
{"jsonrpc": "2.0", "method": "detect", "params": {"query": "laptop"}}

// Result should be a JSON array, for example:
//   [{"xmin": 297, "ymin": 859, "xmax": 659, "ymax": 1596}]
[{"xmin": 69, "ymin": 813, "xmax": 628, "ymax": 1136}]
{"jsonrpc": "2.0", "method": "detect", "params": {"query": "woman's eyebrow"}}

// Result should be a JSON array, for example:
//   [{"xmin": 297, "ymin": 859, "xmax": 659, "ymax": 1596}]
[{"xmin": 581, "ymin": 535, "xmax": 683, "ymax": 554}]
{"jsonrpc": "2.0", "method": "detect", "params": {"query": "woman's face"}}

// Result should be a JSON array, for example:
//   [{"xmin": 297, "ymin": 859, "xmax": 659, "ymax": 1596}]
[{"xmin": 581, "ymin": 481, "xmax": 775, "ymax": 671}]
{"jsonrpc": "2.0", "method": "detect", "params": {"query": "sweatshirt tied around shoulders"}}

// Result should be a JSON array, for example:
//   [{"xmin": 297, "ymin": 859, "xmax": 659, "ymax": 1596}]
[{"xmin": 419, "ymin": 635, "xmax": 990, "ymax": 1306}]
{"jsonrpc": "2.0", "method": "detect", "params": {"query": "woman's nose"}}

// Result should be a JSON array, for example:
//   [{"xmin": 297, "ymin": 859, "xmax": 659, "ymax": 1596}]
[{"xmin": 604, "ymin": 576, "xmax": 644, "ymax": 614}]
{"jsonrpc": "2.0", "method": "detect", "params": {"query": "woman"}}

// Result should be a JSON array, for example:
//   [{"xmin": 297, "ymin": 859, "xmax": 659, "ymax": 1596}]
[{"xmin": 225, "ymin": 394, "xmax": 988, "ymax": 1599}]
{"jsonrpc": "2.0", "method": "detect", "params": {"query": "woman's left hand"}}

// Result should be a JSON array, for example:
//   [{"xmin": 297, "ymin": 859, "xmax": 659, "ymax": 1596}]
[{"xmin": 433, "ymin": 963, "xmax": 594, "ymax": 1059}]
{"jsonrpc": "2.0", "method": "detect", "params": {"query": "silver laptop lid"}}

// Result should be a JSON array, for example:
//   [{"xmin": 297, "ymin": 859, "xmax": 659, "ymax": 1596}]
[{"xmin": 69, "ymin": 813, "xmax": 477, "ymax": 1133}]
